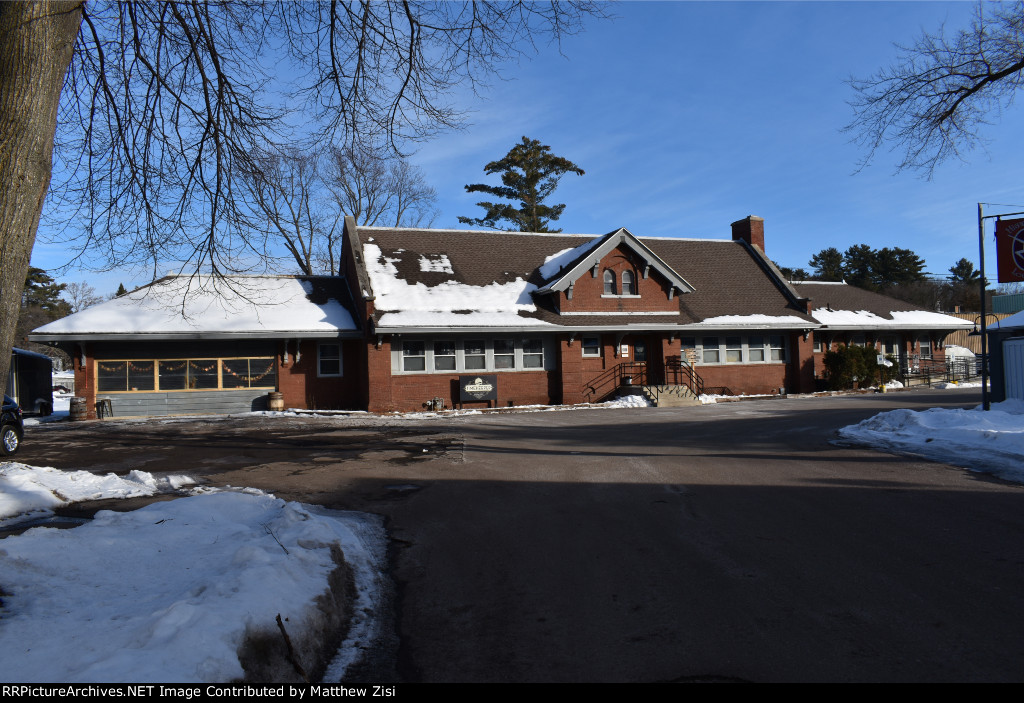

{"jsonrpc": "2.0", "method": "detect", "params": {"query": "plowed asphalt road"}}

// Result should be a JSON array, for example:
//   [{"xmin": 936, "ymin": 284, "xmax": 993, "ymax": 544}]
[{"xmin": 15, "ymin": 388, "xmax": 1024, "ymax": 682}]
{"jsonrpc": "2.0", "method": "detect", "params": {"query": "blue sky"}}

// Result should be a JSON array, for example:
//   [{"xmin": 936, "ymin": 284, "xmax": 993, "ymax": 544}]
[{"xmin": 34, "ymin": 1, "xmax": 1024, "ymax": 294}]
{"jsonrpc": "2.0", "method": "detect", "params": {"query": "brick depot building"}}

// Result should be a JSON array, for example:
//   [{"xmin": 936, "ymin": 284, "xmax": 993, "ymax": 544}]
[{"xmin": 31, "ymin": 216, "xmax": 972, "ymax": 417}]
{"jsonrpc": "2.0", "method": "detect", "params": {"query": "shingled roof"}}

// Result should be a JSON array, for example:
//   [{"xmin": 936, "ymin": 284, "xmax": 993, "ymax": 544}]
[
  {"xmin": 793, "ymin": 282, "xmax": 973, "ymax": 331},
  {"xmin": 356, "ymin": 226, "xmax": 818, "ymax": 332}
]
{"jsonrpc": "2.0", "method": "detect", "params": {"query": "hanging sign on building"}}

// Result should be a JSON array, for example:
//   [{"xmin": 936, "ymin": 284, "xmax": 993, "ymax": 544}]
[
  {"xmin": 460, "ymin": 375, "xmax": 497, "ymax": 402},
  {"xmin": 996, "ymin": 218, "xmax": 1024, "ymax": 283}
]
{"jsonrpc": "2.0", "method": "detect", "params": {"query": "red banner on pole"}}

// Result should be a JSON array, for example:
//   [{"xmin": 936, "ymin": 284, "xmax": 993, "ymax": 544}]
[{"xmin": 996, "ymin": 218, "xmax": 1024, "ymax": 283}]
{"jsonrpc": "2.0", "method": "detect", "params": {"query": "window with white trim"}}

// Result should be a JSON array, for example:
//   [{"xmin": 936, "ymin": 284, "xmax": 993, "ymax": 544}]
[
  {"xmin": 318, "ymin": 343, "xmax": 342, "ymax": 377},
  {"xmin": 725, "ymin": 337, "xmax": 743, "ymax": 363},
  {"xmin": 522, "ymin": 339, "xmax": 544, "ymax": 368},
  {"xmin": 702, "ymin": 337, "xmax": 721, "ymax": 363},
  {"xmin": 464, "ymin": 340, "xmax": 486, "ymax": 370},
  {"xmin": 582, "ymin": 336, "xmax": 601, "ymax": 357},
  {"xmin": 402, "ymin": 341, "xmax": 426, "ymax": 371},
  {"xmin": 748, "ymin": 336, "xmax": 766, "ymax": 361},
  {"xmin": 493, "ymin": 339, "xmax": 515, "ymax": 369},
  {"xmin": 621, "ymin": 270, "xmax": 636, "ymax": 295},
  {"xmin": 434, "ymin": 340, "xmax": 456, "ymax": 371},
  {"xmin": 918, "ymin": 336, "xmax": 932, "ymax": 360},
  {"xmin": 769, "ymin": 335, "xmax": 786, "ymax": 361},
  {"xmin": 603, "ymin": 269, "xmax": 616, "ymax": 295}
]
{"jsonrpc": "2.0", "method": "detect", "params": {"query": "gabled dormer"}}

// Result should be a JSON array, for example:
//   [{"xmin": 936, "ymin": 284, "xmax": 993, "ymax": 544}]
[{"xmin": 534, "ymin": 228, "xmax": 695, "ymax": 315}]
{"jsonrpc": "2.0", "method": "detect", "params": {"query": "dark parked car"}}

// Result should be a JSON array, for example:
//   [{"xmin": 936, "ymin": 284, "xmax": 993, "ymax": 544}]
[{"xmin": 2, "ymin": 394, "xmax": 24, "ymax": 456}]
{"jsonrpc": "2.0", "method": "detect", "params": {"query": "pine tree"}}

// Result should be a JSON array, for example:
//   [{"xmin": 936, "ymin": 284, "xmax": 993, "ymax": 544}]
[
  {"xmin": 116, "ymin": 283, "xmax": 128, "ymax": 297},
  {"xmin": 808, "ymin": 248, "xmax": 844, "ymax": 282},
  {"xmin": 458, "ymin": 137, "xmax": 584, "ymax": 232}
]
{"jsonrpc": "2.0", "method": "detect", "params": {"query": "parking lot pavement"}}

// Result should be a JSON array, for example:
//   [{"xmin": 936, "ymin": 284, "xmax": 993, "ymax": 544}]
[{"xmin": 14, "ymin": 388, "xmax": 1024, "ymax": 681}]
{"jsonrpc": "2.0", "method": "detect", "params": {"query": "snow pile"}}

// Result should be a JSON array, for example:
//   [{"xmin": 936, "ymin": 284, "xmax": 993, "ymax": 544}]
[
  {"xmin": 0, "ymin": 492, "xmax": 386, "ymax": 683},
  {"xmin": 933, "ymin": 381, "xmax": 983, "ymax": 389},
  {"xmin": 600, "ymin": 395, "xmax": 652, "ymax": 408},
  {"xmin": 0, "ymin": 463, "xmax": 195, "ymax": 524},
  {"xmin": 365, "ymin": 243, "xmax": 551, "ymax": 328},
  {"xmin": 837, "ymin": 400, "xmax": 1024, "ymax": 482},
  {"xmin": 32, "ymin": 276, "xmax": 356, "ymax": 335}
]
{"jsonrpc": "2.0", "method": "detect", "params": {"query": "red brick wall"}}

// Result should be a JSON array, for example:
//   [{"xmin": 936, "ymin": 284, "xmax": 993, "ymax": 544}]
[
  {"xmin": 698, "ymin": 363, "xmax": 788, "ymax": 396},
  {"xmin": 75, "ymin": 344, "xmax": 97, "ymax": 419},
  {"xmin": 386, "ymin": 370, "xmax": 557, "ymax": 412},
  {"xmin": 366, "ymin": 337, "xmax": 395, "ymax": 413},
  {"xmin": 277, "ymin": 339, "xmax": 362, "ymax": 410},
  {"xmin": 788, "ymin": 330, "xmax": 815, "ymax": 393},
  {"xmin": 559, "ymin": 245, "xmax": 678, "ymax": 314}
]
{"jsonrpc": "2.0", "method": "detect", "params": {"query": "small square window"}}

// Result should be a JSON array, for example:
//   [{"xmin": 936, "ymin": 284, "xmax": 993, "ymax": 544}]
[
  {"xmin": 582, "ymin": 336, "xmax": 601, "ymax": 357},
  {"xmin": 318, "ymin": 344, "xmax": 342, "ymax": 377}
]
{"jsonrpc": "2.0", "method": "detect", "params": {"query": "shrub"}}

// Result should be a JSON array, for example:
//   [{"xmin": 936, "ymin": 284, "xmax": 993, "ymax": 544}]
[{"xmin": 823, "ymin": 345, "xmax": 896, "ymax": 390}]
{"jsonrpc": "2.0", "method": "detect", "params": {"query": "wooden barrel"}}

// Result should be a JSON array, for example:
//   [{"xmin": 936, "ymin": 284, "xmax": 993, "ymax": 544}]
[
  {"xmin": 69, "ymin": 397, "xmax": 88, "ymax": 421},
  {"xmin": 268, "ymin": 391, "xmax": 285, "ymax": 411}
]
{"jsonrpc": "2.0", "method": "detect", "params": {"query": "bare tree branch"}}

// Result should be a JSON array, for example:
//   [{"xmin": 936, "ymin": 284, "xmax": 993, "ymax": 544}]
[{"xmin": 846, "ymin": 1, "xmax": 1024, "ymax": 175}]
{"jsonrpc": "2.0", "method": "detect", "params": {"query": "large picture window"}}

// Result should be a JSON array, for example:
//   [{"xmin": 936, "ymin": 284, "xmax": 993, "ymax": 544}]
[
  {"xmin": 96, "ymin": 357, "xmax": 275, "ymax": 392},
  {"xmin": 394, "ymin": 338, "xmax": 553, "ymax": 373}
]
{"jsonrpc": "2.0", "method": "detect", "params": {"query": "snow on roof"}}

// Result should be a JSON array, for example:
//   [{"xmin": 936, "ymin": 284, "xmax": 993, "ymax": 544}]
[
  {"xmin": 812, "ymin": 308, "xmax": 972, "ymax": 330},
  {"xmin": 689, "ymin": 314, "xmax": 813, "ymax": 329},
  {"xmin": 365, "ymin": 243, "xmax": 542, "ymax": 327},
  {"xmin": 994, "ymin": 309, "xmax": 1024, "ymax": 329},
  {"xmin": 538, "ymin": 237, "xmax": 603, "ymax": 280},
  {"xmin": 31, "ymin": 276, "xmax": 356, "ymax": 337}
]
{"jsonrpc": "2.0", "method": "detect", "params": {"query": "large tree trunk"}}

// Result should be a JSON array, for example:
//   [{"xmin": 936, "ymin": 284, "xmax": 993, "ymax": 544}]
[{"xmin": 0, "ymin": 2, "xmax": 81, "ymax": 391}]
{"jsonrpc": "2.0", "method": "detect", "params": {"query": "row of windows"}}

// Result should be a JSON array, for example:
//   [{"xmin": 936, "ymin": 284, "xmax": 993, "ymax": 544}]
[
  {"xmin": 603, "ymin": 269, "xmax": 637, "ymax": 296},
  {"xmin": 96, "ymin": 358, "xmax": 277, "ymax": 393},
  {"xmin": 399, "ymin": 339, "xmax": 547, "ymax": 373},
  {"xmin": 577, "ymin": 336, "xmax": 787, "ymax": 364}
]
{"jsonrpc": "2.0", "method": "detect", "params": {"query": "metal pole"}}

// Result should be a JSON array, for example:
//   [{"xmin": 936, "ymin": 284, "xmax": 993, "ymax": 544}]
[{"xmin": 979, "ymin": 203, "xmax": 990, "ymax": 410}]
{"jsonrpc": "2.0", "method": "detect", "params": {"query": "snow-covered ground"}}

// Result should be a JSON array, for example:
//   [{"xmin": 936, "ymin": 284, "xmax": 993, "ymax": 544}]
[
  {"xmin": 838, "ymin": 399, "xmax": 1024, "ymax": 483},
  {"xmin": 0, "ymin": 463, "xmax": 193, "ymax": 525},
  {"xmin": 0, "ymin": 482, "xmax": 386, "ymax": 683}
]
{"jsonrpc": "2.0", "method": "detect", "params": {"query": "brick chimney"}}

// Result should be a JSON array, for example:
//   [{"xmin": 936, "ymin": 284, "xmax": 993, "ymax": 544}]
[{"xmin": 731, "ymin": 215, "xmax": 765, "ymax": 252}]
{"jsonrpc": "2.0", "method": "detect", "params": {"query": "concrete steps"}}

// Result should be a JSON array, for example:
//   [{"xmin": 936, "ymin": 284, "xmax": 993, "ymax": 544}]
[{"xmin": 641, "ymin": 385, "xmax": 701, "ymax": 407}]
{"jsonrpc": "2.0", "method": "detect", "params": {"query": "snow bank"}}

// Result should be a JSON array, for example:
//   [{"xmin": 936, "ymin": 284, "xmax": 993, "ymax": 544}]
[
  {"xmin": 837, "ymin": 399, "xmax": 1024, "ymax": 482},
  {"xmin": 0, "ymin": 463, "xmax": 194, "ymax": 524},
  {"xmin": 0, "ymin": 492, "xmax": 385, "ymax": 683}
]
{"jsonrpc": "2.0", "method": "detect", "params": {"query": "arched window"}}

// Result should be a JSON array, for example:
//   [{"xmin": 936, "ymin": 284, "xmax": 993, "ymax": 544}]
[
  {"xmin": 621, "ymin": 270, "xmax": 636, "ymax": 295},
  {"xmin": 603, "ymin": 269, "xmax": 616, "ymax": 295}
]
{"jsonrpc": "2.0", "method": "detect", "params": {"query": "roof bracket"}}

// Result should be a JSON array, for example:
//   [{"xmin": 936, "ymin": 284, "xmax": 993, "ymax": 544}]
[
  {"xmin": 591, "ymin": 262, "xmax": 600, "ymax": 278},
  {"xmin": 568, "ymin": 332, "xmax": 577, "ymax": 346},
  {"xmin": 668, "ymin": 287, "xmax": 676, "ymax": 300},
  {"xmin": 643, "ymin": 264, "xmax": 651, "ymax": 280},
  {"xmin": 567, "ymin": 282, "xmax": 574, "ymax": 300},
  {"xmin": 376, "ymin": 335, "xmax": 384, "ymax": 350}
]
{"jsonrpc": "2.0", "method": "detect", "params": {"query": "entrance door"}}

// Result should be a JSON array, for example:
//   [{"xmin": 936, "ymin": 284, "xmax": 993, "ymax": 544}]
[{"xmin": 635, "ymin": 341, "xmax": 647, "ymax": 363}]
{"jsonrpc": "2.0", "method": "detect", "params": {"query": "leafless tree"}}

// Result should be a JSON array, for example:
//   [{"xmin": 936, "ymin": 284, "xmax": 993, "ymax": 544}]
[
  {"xmin": 0, "ymin": 0, "xmax": 604, "ymax": 383},
  {"xmin": 846, "ymin": 1, "xmax": 1024, "ymax": 175},
  {"xmin": 325, "ymin": 142, "xmax": 439, "ymax": 227},
  {"xmin": 244, "ymin": 146, "xmax": 326, "ymax": 276},
  {"xmin": 64, "ymin": 281, "xmax": 104, "ymax": 312}
]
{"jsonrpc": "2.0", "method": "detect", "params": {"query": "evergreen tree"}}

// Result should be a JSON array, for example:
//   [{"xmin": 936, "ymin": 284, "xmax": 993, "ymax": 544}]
[
  {"xmin": 843, "ymin": 244, "xmax": 877, "ymax": 289},
  {"xmin": 22, "ymin": 267, "xmax": 70, "ymax": 317},
  {"xmin": 116, "ymin": 283, "xmax": 128, "ymax": 297},
  {"xmin": 809, "ymin": 248, "xmax": 844, "ymax": 281},
  {"xmin": 949, "ymin": 258, "xmax": 983, "ymax": 285},
  {"xmin": 458, "ymin": 137, "xmax": 584, "ymax": 232}
]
